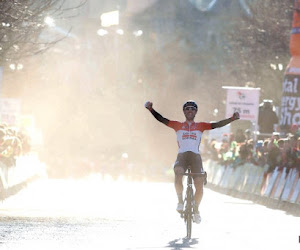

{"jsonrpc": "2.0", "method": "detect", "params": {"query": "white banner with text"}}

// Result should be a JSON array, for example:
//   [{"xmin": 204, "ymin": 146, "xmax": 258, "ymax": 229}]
[{"xmin": 223, "ymin": 86, "xmax": 260, "ymax": 122}]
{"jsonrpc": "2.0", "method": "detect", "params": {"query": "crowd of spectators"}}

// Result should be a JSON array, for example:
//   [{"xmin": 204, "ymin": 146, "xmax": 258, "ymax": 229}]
[
  {"xmin": 0, "ymin": 123, "xmax": 31, "ymax": 167},
  {"xmin": 203, "ymin": 126, "xmax": 300, "ymax": 174}
]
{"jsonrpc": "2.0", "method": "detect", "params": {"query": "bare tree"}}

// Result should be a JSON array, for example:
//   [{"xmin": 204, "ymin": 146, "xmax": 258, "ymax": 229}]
[
  {"xmin": 224, "ymin": 0, "xmax": 294, "ymax": 100},
  {"xmin": 0, "ymin": 0, "xmax": 86, "ymax": 65}
]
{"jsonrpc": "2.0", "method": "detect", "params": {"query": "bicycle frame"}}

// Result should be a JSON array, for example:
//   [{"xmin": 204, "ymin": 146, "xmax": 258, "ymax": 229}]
[{"xmin": 181, "ymin": 168, "xmax": 206, "ymax": 239}]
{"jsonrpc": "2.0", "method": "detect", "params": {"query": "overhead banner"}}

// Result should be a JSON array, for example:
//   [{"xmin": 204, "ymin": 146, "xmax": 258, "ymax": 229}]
[
  {"xmin": 223, "ymin": 86, "xmax": 260, "ymax": 121},
  {"xmin": 290, "ymin": 0, "xmax": 300, "ymax": 57},
  {"xmin": 280, "ymin": 0, "xmax": 300, "ymax": 131}
]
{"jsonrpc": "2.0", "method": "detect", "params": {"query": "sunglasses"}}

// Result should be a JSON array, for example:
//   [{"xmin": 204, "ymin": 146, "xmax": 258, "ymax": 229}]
[{"xmin": 184, "ymin": 107, "xmax": 197, "ymax": 111}]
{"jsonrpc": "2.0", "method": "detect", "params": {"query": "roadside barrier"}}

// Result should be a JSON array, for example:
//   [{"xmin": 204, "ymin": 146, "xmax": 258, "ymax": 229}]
[
  {"xmin": 0, "ymin": 161, "xmax": 8, "ymax": 190},
  {"xmin": 0, "ymin": 153, "xmax": 46, "ymax": 200},
  {"xmin": 281, "ymin": 168, "xmax": 299, "ymax": 202},
  {"xmin": 204, "ymin": 160, "xmax": 300, "ymax": 214}
]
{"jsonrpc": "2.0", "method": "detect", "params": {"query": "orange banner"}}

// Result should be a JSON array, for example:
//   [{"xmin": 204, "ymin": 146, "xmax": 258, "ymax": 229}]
[
  {"xmin": 290, "ymin": 0, "xmax": 300, "ymax": 56},
  {"xmin": 285, "ymin": 57, "xmax": 300, "ymax": 75}
]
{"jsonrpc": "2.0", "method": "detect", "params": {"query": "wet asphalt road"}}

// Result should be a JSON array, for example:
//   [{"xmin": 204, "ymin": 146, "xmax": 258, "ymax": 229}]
[{"xmin": 0, "ymin": 175, "xmax": 299, "ymax": 250}]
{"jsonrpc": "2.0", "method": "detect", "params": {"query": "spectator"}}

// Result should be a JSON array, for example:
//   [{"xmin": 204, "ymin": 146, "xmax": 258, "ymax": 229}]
[
  {"xmin": 272, "ymin": 132, "xmax": 280, "ymax": 141},
  {"xmin": 208, "ymin": 139, "xmax": 219, "ymax": 161},
  {"xmin": 220, "ymin": 136, "xmax": 230, "ymax": 162},
  {"xmin": 255, "ymin": 140, "xmax": 265, "ymax": 166},
  {"xmin": 285, "ymin": 135, "xmax": 299, "ymax": 168},
  {"xmin": 277, "ymin": 138, "xmax": 285, "ymax": 150},
  {"xmin": 281, "ymin": 138, "xmax": 290, "ymax": 167},
  {"xmin": 258, "ymin": 100, "xmax": 278, "ymax": 137},
  {"xmin": 290, "ymin": 124, "xmax": 299, "ymax": 136},
  {"xmin": 245, "ymin": 129, "xmax": 252, "ymax": 141},
  {"xmin": 235, "ymin": 129, "xmax": 246, "ymax": 143},
  {"xmin": 238, "ymin": 142, "xmax": 250, "ymax": 162},
  {"xmin": 0, "ymin": 124, "xmax": 32, "ymax": 167},
  {"xmin": 266, "ymin": 139, "xmax": 281, "ymax": 172},
  {"xmin": 230, "ymin": 140, "xmax": 238, "ymax": 160},
  {"xmin": 0, "ymin": 128, "xmax": 6, "ymax": 147},
  {"xmin": 262, "ymin": 139, "xmax": 270, "ymax": 158}
]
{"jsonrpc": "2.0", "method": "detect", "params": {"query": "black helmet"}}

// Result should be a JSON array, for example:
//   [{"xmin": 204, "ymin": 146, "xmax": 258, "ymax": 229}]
[{"xmin": 183, "ymin": 100, "xmax": 198, "ymax": 110}]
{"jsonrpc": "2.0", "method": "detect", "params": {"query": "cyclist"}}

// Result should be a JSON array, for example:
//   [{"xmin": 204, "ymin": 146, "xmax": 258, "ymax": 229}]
[{"xmin": 145, "ymin": 100, "xmax": 240, "ymax": 224}]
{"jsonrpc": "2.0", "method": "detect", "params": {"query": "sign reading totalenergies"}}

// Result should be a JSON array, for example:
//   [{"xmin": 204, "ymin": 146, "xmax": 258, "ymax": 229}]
[
  {"xmin": 280, "ymin": 0, "xmax": 300, "ymax": 131},
  {"xmin": 280, "ymin": 73, "xmax": 300, "ymax": 128}
]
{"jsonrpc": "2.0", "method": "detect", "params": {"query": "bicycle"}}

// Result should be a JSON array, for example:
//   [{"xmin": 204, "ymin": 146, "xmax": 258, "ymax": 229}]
[{"xmin": 180, "ymin": 168, "xmax": 206, "ymax": 239}]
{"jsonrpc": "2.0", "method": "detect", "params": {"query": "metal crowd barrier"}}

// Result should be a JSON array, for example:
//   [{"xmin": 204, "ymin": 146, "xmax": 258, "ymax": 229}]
[
  {"xmin": 204, "ymin": 160, "xmax": 300, "ymax": 215},
  {"xmin": 0, "ymin": 153, "xmax": 46, "ymax": 200}
]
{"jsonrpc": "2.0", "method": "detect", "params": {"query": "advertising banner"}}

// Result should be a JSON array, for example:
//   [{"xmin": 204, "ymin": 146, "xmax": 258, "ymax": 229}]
[
  {"xmin": 280, "ymin": 1, "xmax": 300, "ymax": 132},
  {"xmin": 223, "ymin": 86, "xmax": 260, "ymax": 121},
  {"xmin": 280, "ymin": 71, "xmax": 300, "ymax": 130},
  {"xmin": 0, "ymin": 98, "xmax": 21, "ymax": 126}
]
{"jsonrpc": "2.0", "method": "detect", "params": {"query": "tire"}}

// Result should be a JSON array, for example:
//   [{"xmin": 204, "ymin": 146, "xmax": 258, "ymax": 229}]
[
  {"xmin": 186, "ymin": 210, "xmax": 192, "ymax": 239},
  {"xmin": 186, "ymin": 188, "xmax": 193, "ymax": 239}
]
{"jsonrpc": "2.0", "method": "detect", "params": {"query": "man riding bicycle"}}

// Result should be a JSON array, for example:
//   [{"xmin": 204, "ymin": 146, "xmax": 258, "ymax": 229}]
[{"xmin": 145, "ymin": 100, "xmax": 240, "ymax": 224}]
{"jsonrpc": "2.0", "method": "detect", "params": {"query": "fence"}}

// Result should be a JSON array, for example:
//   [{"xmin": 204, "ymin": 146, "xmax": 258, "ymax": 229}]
[
  {"xmin": 0, "ymin": 153, "xmax": 46, "ymax": 200},
  {"xmin": 204, "ymin": 160, "xmax": 300, "ymax": 215}
]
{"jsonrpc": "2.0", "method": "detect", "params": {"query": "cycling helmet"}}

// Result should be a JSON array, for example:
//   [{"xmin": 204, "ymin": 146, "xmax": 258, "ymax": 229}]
[{"xmin": 183, "ymin": 100, "xmax": 198, "ymax": 110}]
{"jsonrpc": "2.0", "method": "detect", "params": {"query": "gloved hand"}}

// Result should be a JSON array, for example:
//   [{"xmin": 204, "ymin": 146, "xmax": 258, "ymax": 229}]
[
  {"xmin": 144, "ymin": 101, "xmax": 153, "ymax": 110},
  {"xmin": 231, "ymin": 112, "xmax": 240, "ymax": 121}
]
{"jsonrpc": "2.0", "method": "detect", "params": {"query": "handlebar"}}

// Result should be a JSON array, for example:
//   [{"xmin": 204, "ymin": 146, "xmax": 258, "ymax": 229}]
[{"xmin": 182, "ymin": 172, "xmax": 206, "ymax": 177}]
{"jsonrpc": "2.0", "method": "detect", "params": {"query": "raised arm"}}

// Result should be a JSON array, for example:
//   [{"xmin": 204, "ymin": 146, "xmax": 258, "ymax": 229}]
[
  {"xmin": 144, "ymin": 101, "xmax": 169, "ymax": 126},
  {"xmin": 211, "ymin": 112, "xmax": 240, "ymax": 129}
]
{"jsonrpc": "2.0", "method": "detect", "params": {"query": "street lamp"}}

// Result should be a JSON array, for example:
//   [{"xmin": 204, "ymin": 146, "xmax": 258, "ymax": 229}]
[
  {"xmin": 44, "ymin": 16, "xmax": 55, "ymax": 27},
  {"xmin": 116, "ymin": 29, "xmax": 124, "ymax": 35},
  {"xmin": 122, "ymin": 153, "xmax": 128, "ymax": 159},
  {"xmin": 17, "ymin": 64, "xmax": 23, "ymax": 70},
  {"xmin": 9, "ymin": 64, "xmax": 16, "ymax": 70},
  {"xmin": 9, "ymin": 63, "xmax": 23, "ymax": 71},
  {"xmin": 270, "ymin": 63, "xmax": 277, "ymax": 70},
  {"xmin": 213, "ymin": 108, "xmax": 218, "ymax": 116},
  {"xmin": 270, "ymin": 63, "xmax": 284, "ymax": 71},
  {"xmin": 97, "ymin": 29, "xmax": 108, "ymax": 36},
  {"xmin": 133, "ymin": 30, "xmax": 143, "ymax": 37}
]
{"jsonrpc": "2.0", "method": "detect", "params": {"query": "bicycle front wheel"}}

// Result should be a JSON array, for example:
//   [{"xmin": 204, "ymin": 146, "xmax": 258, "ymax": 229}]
[
  {"xmin": 186, "ymin": 210, "xmax": 192, "ymax": 239},
  {"xmin": 186, "ymin": 188, "xmax": 193, "ymax": 239}
]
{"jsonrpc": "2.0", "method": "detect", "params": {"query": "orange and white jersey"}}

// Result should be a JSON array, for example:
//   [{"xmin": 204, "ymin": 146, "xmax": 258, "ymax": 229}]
[{"xmin": 167, "ymin": 121, "xmax": 212, "ymax": 154}]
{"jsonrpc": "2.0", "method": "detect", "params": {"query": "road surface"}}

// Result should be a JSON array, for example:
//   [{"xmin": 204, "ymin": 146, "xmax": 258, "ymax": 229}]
[{"xmin": 0, "ymin": 174, "xmax": 299, "ymax": 250}]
